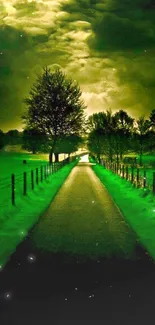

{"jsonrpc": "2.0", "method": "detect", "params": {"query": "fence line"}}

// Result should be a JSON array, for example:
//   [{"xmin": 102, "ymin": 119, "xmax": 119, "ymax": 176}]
[
  {"xmin": 10, "ymin": 159, "xmax": 72, "ymax": 206},
  {"xmin": 101, "ymin": 160, "xmax": 155, "ymax": 195},
  {"xmin": 0, "ymin": 158, "xmax": 72, "ymax": 208}
]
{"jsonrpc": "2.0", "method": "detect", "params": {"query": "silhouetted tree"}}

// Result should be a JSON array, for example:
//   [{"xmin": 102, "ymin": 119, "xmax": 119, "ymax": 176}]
[
  {"xmin": 88, "ymin": 110, "xmax": 117, "ymax": 162},
  {"xmin": 88, "ymin": 112, "xmax": 108, "ymax": 131},
  {"xmin": 54, "ymin": 135, "xmax": 84, "ymax": 160},
  {"xmin": 88, "ymin": 128, "xmax": 105, "ymax": 163},
  {"xmin": 149, "ymin": 109, "xmax": 155, "ymax": 130},
  {"xmin": 22, "ymin": 67, "xmax": 86, "ymax": 163},
  {"xmin": 113, "ymin": 110, "xmax": 134, "ymax": 162},
  {"xmin": 148, "ymin": 109, "xmax": 155, "ymax": 153},
  {"xmin": 0, "ymin": 130, "xmax": 5, "ymax": 149},
  {"xmin": 132, "ymin": 116, "xmax": 151, "ymax": 166},
  {"xmin": 5, "ymin": 129, "xmax": 21, "ymax": 145},
  {"xmin": 22, "ymin": 128, "xmax": 49, "ymax": 154}
]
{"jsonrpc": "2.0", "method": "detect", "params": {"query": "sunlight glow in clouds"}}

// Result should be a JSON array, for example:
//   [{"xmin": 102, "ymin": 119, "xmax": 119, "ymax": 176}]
[{"xmin": 0, "ymin": 0, "xmax": 155, "ymax": 131}]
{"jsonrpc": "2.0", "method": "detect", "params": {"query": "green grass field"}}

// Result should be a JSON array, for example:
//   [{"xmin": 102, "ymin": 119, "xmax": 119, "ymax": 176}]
[
  {"xmin": 0, "ymin": 151, "xmax": 70, "ymax": 209},
  {"xmin": 0, "ymin": 155, "xmax": 78, "ymax": 269},
  {"xmin": 0, "ymin": 152, "xmax": 50, "ymax": 210},
  {"xmin": 92, "ymin": 162, "xmax": 155, "ymax": 261}
]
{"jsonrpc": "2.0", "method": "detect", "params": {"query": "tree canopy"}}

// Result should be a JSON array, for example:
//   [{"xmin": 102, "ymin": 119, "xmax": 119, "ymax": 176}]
[{"xmin": 22, "ymin": 67, "xmax": 86, "ymax": 162}]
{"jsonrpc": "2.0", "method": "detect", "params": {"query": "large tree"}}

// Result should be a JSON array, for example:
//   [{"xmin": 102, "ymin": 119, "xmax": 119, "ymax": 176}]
[{"xmin": 22, "ymin": 67, "xmax": 86, "ymax": 163}]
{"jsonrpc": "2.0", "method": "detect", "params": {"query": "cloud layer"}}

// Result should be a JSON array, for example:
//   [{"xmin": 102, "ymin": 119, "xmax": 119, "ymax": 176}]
[{"xmin": 0, "ymin": 0, "xmax": 155, "ymax": 130}]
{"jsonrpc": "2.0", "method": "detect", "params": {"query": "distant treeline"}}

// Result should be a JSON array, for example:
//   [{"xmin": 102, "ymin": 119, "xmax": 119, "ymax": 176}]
[
  {"xmin": 0, "ymin": 129, "xmax": 23, "ymax": 148},
  {"xmin": 87, "ymin": 109, "xmax": 155, "ymax": 166}
]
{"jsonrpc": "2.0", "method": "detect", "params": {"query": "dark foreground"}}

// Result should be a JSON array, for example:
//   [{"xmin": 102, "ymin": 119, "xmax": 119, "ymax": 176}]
[{"xmin": 0, "ymin": 237, "xmax": 155, "ymax": 324}]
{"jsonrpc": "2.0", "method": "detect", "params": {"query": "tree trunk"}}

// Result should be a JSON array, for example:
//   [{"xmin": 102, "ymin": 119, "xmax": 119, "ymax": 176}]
[
  {"xmin": 139, "ymin": 153, "xmax": 143, "ymax": 166},
  {"xmin": 97, "ymin": 153, "xmax": 101, "ymax": 163},
  {"xmin": 49, "ymin": 136, "xmax": 57, "ymax": 164},
  {"xmin": 139, "ymin": 139, "xmax": 143, "ymax": 166},
  {"xmin": 49, "ymin": 151, "xmax": 53, "ymax": 164},
  {"xmin": 116, "ymin": 152, "xmax": 119, "ymax": 164},
  {"xmin": 120, "ymin": 153, "xmax": 123, "ymax": 161},
  {"xmin": 54, "ymin": 153, "xmax": 59, "ymax": 162}
]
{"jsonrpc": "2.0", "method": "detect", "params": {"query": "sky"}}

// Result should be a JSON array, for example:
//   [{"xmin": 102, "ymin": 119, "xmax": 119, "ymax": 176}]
[{"xmin": 0, "ymin": 0, "xmax": 155, "ymax": 132}]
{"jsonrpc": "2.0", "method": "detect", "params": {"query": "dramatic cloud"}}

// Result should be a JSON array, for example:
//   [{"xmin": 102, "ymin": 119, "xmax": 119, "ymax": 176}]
[{"xmin": 0, "ymin": 0, "xmax": 155, "ymax": 131}]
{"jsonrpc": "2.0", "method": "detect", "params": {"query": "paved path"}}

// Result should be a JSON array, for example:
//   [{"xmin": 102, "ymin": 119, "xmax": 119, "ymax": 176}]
[
  {"xmin": 0, "ymin": 161, "xmax": 154, "ymax": 324},
  {"xmin": 31, "ymin": 162, "xmax": 136, "ymax": 259}
]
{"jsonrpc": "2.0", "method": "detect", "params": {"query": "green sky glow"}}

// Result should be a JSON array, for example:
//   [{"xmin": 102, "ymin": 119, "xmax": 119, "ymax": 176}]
[{"xmin": 0, "ymin": 0, "xmax": 155, "ymax": 131}]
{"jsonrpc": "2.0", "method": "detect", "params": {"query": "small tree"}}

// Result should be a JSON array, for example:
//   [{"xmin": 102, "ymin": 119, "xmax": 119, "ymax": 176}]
[
  {"xmin": 113, "ymin": 110, "xmax": 134, "ymax": 162},
  {"xmin": 22, "ymin": 127, "xmax": 49, "ymax": 154},
  {"xmin": 88, "ymin": 128, "xmax": 105, "ymax": 163},
  {"xmin": 149, "ymin": 109, "xmax": 155, "ymax": 131},
  {"xmin": 55, "ymin": 135, "xmax": 83, "ymax": 158},
  {"xmin": 22, "ymin": 67, "xmax": 86, "ymax": 163},
  {"xmin": 88, "ymin": 110, "xmax": 117, "ymax": 162},
  {"xmin": 0, "ymin": 130, "xmax": 5, "ymax": 149},
  {"xmin": 5, "ymin": 129, "xmax": 21, "ymax": 145},
  {"xmin": 132, "ymin": 116, "xmax": 151, "ymax": 166}
]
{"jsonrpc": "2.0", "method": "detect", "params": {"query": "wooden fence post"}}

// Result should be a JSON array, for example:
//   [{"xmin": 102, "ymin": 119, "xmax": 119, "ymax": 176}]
[
  {"xmin": 11, "ymin": 174, "xmax": 15, "ymax": 206},
  {"xmin": 143, "ymin": 170, "xmax": 146, "ymax": 188},
  {"xmin": 153, "ymin": 172, "xmax": 155, "ymax": 195},
  {"xmin": 126, "ymin": 166, "xmax": 128, "ymax": 180},
  {"xmin": 49, "ymin": 163, "xmax": 52, "ymax": 175},
  {"xmin": 31, "ymin": 170, "xmax": 34, "ymax": 190},
  {"xmin": 119, "ymin": 164, "xmax": 122, "ymax": 176},
  {"xmin": 41, "ymin": 166, "xmax": 43, "ymax": 182},
  {"xmin": 122, "ymin": 165, "xmax": 125, "ymax": 179},
  {"xmin": 44, "ymin": 165, "xmax": 46, "ymax": 179},
  {"xmin": 23, "ymin": 172, "xmax": 27, "ymax": 196},
  {"xmin": 36, "ymin": 168, "xmax": 39, "ymax": 185}
]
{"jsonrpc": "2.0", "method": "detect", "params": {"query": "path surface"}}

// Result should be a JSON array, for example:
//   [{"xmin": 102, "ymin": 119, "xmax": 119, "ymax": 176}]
[
  {"xmin": 0, "ymin": 161, "xmax": 155, "ymax": 324},
  {"xmin": 31, "ymin": 162, "xmax": 137, "ymax": 258}
]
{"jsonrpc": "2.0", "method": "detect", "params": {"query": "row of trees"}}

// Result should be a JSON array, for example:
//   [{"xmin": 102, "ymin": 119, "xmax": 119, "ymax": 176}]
[
  {"xmin": 87, "ymin": 109, "xmax": 155, "ymax": 165},
  {"xmin": 0, "ymin": 129, "xmax": 84, "ymax": 160},
  {"xmin": 1, "ymin": 67, "xmax": 155, "ymax": 165},
  {"xmin": 0, "ymin": 129, "xmax": 23, "ymax": 149}
]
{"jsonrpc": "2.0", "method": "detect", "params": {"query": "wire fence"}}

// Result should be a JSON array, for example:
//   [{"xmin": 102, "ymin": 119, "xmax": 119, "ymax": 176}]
[
  {"xmin": 0, "ymin": 158, "xmax": 71, "ymax": 208},
  {"xmin": 100, "ymin": 160, "xmax": 155, "ymax": 195}
]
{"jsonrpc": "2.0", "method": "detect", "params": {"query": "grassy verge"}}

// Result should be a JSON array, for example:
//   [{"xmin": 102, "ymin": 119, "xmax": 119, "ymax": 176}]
[
  {"xmin": 0, "ymin": 160, "xmax": 78, "ymax": 269},
  {"xmin": 91, "ymin": 163, "xmax": 155, "ymax": 261}
]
